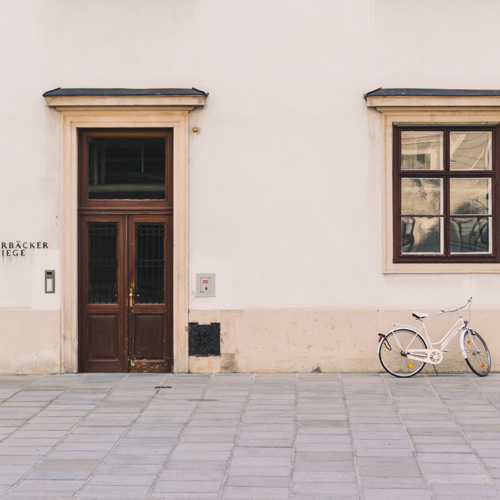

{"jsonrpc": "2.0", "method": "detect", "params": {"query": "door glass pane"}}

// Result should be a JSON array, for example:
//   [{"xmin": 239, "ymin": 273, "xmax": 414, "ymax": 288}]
[
  {"xmin": 401, "ymin": 216, "xmax": 442, "ymax": 254},
  {"xmin": 401, "ymin": 178, "xmax": 442, "ymax": 215},
  {"xmin": 450, "ymin": 217, "xmax": 490, "ymax": 254},
  {"xmin": 450, "ymin": 178, "xmax": 491, "ymax": 215},
  {"xmin": 88, "ymin": 223, "xmax": 118, "ymax": 303},
  {"xmin": 136, "ymin": 224, "xmax": 165, "ymax": 304},
  {"xmin": 450, "ymin": 132, "xmax": 492, "ymax": 170},
  {"xmin": 401, "ymin": 131, "xmax": 443, "ymax": 170},
  {"xmin": 88, "ymin": 138, "xmax": 165, "ymax": 199}
]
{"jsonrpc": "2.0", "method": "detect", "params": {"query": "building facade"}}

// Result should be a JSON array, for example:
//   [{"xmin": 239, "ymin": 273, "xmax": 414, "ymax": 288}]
[{"xmin": 1, "ymin": 0, "xmax": 500, "ymax": 374}]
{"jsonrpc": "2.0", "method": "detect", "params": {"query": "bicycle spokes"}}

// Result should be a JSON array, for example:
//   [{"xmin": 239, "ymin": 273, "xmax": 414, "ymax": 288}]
[
  {"xmin": 378, "ymin": 329, "xmax": 428, "ymax": 378},
  {"xmin": 467, "ymin": 337, "xmax": 480, "ymax": 353}
]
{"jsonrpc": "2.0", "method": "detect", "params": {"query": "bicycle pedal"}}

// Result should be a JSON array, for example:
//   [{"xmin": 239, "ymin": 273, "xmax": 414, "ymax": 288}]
[{"xmin": 443, "ymin": 349, "xmax": 449, "ymax": 352}]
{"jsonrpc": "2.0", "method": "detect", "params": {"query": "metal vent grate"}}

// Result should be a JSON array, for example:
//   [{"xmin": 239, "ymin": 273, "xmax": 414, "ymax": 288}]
[{"xmin": 188, "ymin": 323, "xmax": 221, "ymax": 356}]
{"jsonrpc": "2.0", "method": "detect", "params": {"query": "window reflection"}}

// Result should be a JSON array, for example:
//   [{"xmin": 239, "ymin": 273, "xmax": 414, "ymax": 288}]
[
  {"xmin": 450, "ymin": 132, "xmax": 492, "ymax": 170},
  {"xmin": 450, "ymin": 178, "xmax": 491, "ymax": 215},
  {"xmin": 401, "ymin": 217, "xmax": 442, "ymax": 254},
  {"xmin": 88, "ymin": 138, "xmax": 165, "ymax": 200},
  {"xmin": 401, "ymin": 178, "xmax": 442, "ymax": 215},
  {"xmin": 450, "ymin": 217, "xmax": 490, "ymax": 253},
  {"xmin": 401, "ymin": 131, "xmax": 443, "ymax": 170}
]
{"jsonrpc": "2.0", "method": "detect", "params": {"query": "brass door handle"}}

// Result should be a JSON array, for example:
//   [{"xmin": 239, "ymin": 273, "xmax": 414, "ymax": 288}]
[{"xmin": 129, "ymin": 287, "xmax": 134, "ymax": 308}]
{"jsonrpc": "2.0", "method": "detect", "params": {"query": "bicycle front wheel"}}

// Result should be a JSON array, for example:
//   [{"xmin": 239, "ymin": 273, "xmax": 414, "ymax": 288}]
[
  {"xmin": 378, "ymin": 329, "xmax": 427, "ymax": 378},
  {"xmin": 463, "ymin": 329, "xmax": 491, "ymax": 377}
]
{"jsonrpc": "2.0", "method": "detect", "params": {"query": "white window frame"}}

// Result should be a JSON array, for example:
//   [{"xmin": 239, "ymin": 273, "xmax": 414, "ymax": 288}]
[{"xmin": 366, "ymin": 92, "xmax": 500, "ymax": 274}]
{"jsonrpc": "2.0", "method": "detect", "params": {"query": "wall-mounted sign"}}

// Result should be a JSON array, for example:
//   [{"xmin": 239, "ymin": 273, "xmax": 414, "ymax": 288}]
[{"xmin": 1, "ymin": 241, "xmax": 49, "ymax": 257}]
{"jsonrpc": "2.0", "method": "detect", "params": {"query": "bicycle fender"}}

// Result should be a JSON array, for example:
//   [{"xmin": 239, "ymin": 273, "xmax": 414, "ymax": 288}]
[
  {"xmin": 459, "ymin": 328, "xmax": 472, "ymax": 359},
  {"xmin": 388, "ymin": 324, "xmax": 419, "ymax": 334}
]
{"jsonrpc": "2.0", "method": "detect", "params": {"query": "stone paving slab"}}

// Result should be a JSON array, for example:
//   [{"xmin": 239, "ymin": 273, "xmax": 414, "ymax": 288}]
[{"xmin": 0, "ymin": 373, "xmax": 499, "ymax": 498}]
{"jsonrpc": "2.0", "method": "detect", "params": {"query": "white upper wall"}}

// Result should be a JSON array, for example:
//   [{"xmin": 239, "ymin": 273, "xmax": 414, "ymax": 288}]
[{"xmin": 2, "ymin": 0, "xmax": 500, "ymax": 310}]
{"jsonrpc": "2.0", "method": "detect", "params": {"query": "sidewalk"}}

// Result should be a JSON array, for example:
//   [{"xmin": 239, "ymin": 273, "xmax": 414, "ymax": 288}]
[{"xmin": 0, "ymin": 373, "xmax": 498, "ymax": 499}]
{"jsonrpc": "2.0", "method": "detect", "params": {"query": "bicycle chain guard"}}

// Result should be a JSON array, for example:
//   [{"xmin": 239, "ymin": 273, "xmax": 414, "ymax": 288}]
[{"xmin": 406, "ymin": 348, "xmax": 443, "ymax": 365}]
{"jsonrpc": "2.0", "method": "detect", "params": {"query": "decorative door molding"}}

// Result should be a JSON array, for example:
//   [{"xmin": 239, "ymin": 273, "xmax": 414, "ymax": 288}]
[{"xmin": 45, "ymin": 89, "xmax": 207, "ymax": 372}]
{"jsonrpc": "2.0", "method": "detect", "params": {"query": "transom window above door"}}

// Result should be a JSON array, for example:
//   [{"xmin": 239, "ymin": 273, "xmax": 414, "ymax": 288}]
[
  {"xmin": 79, "ymin": 129, "xmax": 173, "ymax": 208},
  {"xmin": 394, "ymin": 126, "xmax": 499, "ymax": 263},
  {"xmin": 88, "ymin": 137, "xmax": 165, "ymax": 200}
]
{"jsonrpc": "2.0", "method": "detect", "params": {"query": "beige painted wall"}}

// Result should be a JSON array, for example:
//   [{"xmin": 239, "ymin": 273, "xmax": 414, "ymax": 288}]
[
  {"xmin": 189, "ymin": 309, "xmax": 500, "ymax": 374},
  {"xmin": 2, "ymin": 1, "xmax": 500, "ymax": 373},
  {"xmin": 0, "ymin": 307, "xmax": 493, "ymax": 375},
  {"xmin": 0, "ymin": 311, "xmax": 60, "ymax": 374}
]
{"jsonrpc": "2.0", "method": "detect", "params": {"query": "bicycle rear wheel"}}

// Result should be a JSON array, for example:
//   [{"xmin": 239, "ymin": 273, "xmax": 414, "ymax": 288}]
[
  {"xmin": 463, "ymin": 329, "xmax": 490, "ymax": 377},
  {"xmin": 378, "ymin": 329, "xmax": 427, "ymax": 378}
]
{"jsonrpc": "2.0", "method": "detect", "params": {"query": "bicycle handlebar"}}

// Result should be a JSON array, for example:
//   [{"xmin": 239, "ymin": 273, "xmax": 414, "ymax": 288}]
[{"xmin": 437, "ymin": 296, "xmax": 472, "ymax": 315}]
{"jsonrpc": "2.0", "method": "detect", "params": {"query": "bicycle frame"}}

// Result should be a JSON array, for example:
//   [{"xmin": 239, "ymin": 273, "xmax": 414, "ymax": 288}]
[{"xmin": 385, "ymin": 298, "xmax": 472, "ymax": 365}]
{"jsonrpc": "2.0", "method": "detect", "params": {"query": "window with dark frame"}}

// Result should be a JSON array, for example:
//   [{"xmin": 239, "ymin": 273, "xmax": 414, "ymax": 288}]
[
  {"xmin": 394, "ymin": 126, "xmax": 499, "ymax": 263},
  {"xmin": 87, "ymin": 137, "xmax": 166, "ymax": 200},
  {"xmin": 78, "ymin": 129, "xmax": 173, "ymax": 209}
]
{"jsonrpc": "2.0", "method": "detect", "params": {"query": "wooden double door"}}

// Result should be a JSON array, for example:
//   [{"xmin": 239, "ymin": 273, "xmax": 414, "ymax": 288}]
[
  {"xmin": 78, "ymin": 127, "xmax": 174, "ymax": 373},
  {"xmin": 79, "ymin": 213, "xmax": 172, "ymax": 372}
]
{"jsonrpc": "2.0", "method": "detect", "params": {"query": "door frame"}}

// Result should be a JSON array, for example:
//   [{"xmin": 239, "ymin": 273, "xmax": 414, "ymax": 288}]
[{"xmin": 45, "ymin": 96, "xmax": 206, "ymax": 373}]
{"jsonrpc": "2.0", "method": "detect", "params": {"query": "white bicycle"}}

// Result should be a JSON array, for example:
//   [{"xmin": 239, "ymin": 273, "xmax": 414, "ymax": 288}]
[{"xmin": 377, "ymin": 297, "xmax": 491, "ymax": 378}]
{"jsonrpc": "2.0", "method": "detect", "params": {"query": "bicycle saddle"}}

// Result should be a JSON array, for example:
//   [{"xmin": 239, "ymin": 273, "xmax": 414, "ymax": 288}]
[{"xmin": 412, "ymin": 312, "xmax": 429, "ymax": 320}]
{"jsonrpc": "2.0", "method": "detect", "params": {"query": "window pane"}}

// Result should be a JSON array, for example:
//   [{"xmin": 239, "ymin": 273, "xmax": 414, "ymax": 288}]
[
  {"xmin": 450, "ymin": 178, "xmax": 491, "ymax": 215},
  {"xmin": 450, "ymin": 132, "xmax": 492, "ymax": 170},
  {"xmin": 450, "ymin": 217, "xmax": 491, "ymax": 254},
  {"xmin": 88, "ymin": 223, "xmax": 118, "ymax": 303},
  {"xmin": 401, "ymin": 217, "xmax": 442, "ymax": 254},
  {"xmin": 401, "ymin": 178, "xmax": 442, "ymax": 215},
  {"xmin": 136, "ymin": 224, "xmax": 165, "ymax": 304},
  {"xmin": 88, "ymin": 138, "xmax": 165, "ymax": 199},
  {"xmin": 401, "ymin": 131, "xmax": 443, "ymax": 170}
]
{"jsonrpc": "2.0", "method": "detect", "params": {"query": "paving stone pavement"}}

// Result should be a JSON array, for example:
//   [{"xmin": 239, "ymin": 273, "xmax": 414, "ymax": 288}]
[{"xmin": 0, "ymin": 373, "xmax": 499, "ymax": 499}]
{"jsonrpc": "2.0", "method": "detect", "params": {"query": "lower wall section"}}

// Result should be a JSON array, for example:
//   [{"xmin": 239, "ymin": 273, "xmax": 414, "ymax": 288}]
[
  {"xmin": 0, "ymin": 310, "xmax": 61, "ymax": 374},
  {"xmin": 188, "ymin": 309, "xmax": 500, "ymax": 374},
  {"xmin": 0, "ymin": 307, "xmax": 496, "ymax": 375}
]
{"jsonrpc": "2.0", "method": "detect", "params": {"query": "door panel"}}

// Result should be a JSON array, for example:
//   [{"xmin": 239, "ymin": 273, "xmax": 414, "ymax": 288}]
[
  {"xmin": 88, "ymin": 314, "xmax": 120, "ymax": 359},
  {"xmin": 79, "ymin": 214, "xmax": 172, "ymax": 373},
  {"xmin": 128, "ymin": 215, "xmax": 172, "ymax": 373},
  {"xmin": 79, "ymin": 216, "xmax": 126, "ymax": 372},
  {"xmin": 133, "ymin": 315, "xmax": 165, "ymax": 358}
]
